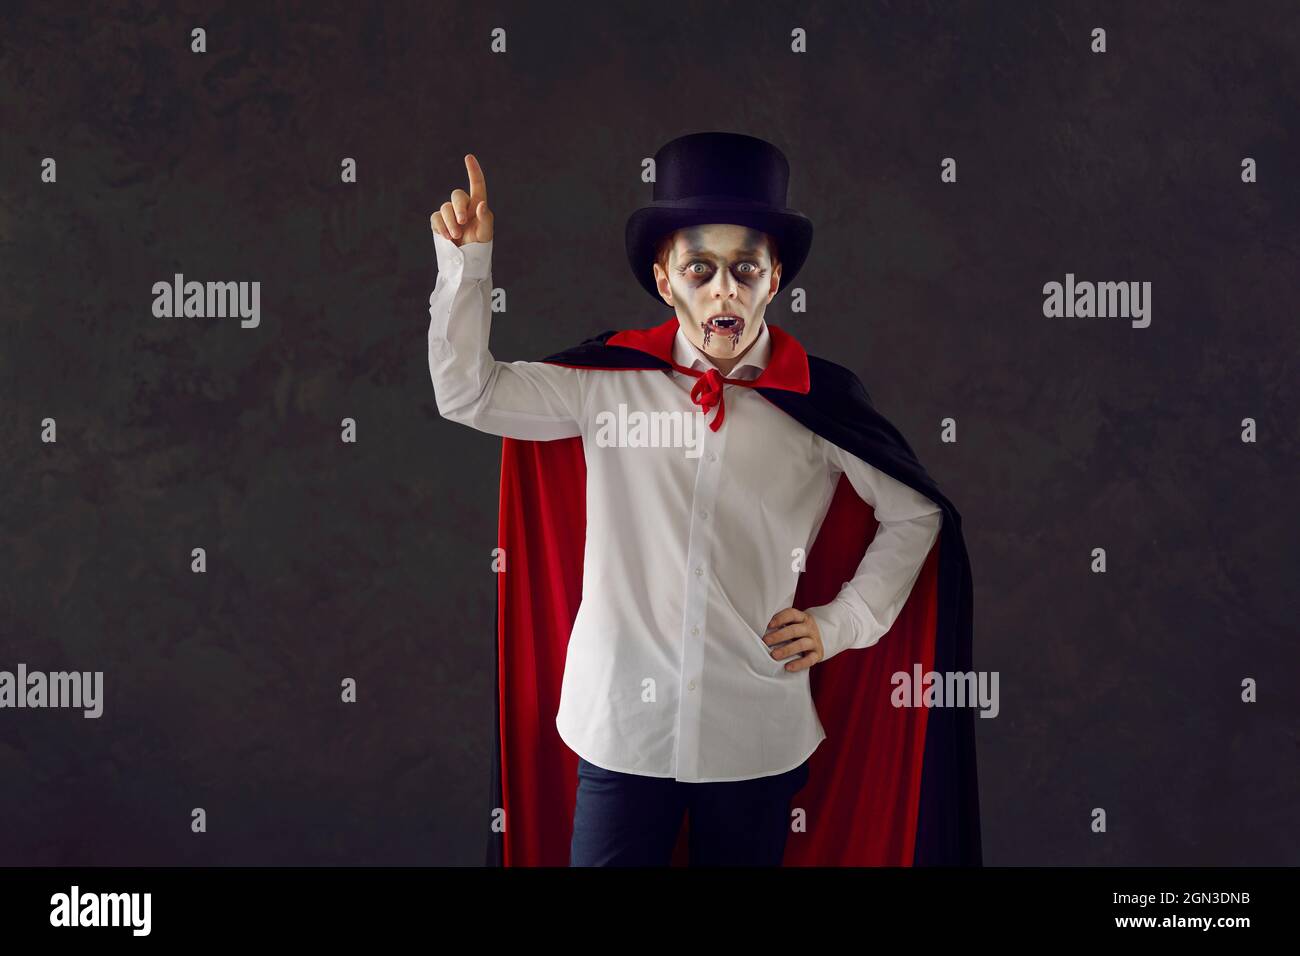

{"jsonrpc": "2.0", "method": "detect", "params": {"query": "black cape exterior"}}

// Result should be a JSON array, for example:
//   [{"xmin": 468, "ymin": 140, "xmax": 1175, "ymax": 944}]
[{"xmin": 484, "ymin": 321, "xmax": 981, "ymax": 866}]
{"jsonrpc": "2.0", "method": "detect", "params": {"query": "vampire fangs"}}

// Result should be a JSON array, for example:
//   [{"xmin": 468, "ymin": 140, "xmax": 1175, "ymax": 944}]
[{"xmin": 701, "ymin": 312, "xmax": 745, "ymax": 349}]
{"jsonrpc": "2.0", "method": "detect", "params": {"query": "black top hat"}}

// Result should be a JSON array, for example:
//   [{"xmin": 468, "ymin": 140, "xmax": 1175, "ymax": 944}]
[{"xmin": 625, "ymin": 131, "xmax": 814, "ymax": 304}]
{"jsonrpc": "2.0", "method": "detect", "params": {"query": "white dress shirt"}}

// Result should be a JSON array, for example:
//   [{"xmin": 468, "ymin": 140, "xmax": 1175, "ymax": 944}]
[{"xmin": 428, "ymin": 233, "xmax": 943, "ymax": 782}]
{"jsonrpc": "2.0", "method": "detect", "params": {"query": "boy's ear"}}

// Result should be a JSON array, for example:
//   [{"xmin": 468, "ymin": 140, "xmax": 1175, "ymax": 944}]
[{"xmin": 653, "ymin": 263, "xmax": 675, "ymax": 307}]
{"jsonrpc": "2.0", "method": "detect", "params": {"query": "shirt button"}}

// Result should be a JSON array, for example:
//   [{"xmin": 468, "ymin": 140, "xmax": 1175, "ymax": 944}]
[
  {"xmin": 699, "ymin": 509, "xmax": 709, "ymax": 520},
  {"xmin": 688, "ymin": 680, "xmax": 697, "ymax": 691},
  {"xmin": 706, "ymin": 452, "xmax": 717, "ymax": 462},
  {"xmin": 694, "ymin": 566, "xmax": 704, "ymax": 577},
  {"xmin": 691, "ymin": 625, "xmax": 700, "ymax": 636}
]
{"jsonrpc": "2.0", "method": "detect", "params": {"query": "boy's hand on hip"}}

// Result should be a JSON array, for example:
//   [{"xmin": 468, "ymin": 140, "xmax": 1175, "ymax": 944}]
[{"xmin": 763, "ymin": 608, "xmax": 825, "ymax": 672}]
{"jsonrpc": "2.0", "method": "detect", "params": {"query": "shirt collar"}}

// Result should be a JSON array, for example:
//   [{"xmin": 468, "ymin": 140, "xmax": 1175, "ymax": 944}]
[
  {"xmin": 672, "ymin": 322, "xmax": 771, "ymax": 381},
  {"xmin": 606, "ymin": 316, "xmax": 810, "ymax": 394}
]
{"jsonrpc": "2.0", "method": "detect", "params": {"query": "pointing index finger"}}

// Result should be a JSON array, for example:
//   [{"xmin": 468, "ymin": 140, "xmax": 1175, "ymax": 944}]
[{"xmin": 465, "ymin": 153, "xmax": 487, "ymax": 205}]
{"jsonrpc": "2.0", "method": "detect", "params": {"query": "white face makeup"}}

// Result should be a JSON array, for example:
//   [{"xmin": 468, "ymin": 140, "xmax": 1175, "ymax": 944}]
[{"xmin": 652, "ymin": 223, "xmax": 782, "ymax": 374}]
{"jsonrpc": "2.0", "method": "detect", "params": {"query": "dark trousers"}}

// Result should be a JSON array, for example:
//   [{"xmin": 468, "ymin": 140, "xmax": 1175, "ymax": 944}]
[{"xmin": 569, "ymin": 756, "xmax": 811, "ymax": 866}]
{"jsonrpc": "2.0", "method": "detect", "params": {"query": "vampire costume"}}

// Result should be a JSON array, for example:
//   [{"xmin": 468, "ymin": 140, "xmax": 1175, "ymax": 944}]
[{"xmin": 475, "ymin": 132, "xmax": 982, "ymax": 866}]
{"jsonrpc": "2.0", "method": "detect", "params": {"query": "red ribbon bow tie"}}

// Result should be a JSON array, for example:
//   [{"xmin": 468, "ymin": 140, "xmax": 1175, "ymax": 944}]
[{"xmin": 683, "ymin": 366, "xmax": 756, "ymax": 431}]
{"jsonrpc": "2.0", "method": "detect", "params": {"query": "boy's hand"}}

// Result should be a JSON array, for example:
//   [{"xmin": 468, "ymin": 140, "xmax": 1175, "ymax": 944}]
[
  {"xmin": 763, "ymin": 608, "xmax": 825, "ymax": 672},
  {"xmin": 430, "ymin": 153, "xmax": 494, "ymax": 246}
]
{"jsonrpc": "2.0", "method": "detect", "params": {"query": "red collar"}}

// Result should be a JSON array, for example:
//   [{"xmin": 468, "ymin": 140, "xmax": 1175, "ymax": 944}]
[{"xmin": 606, "ymin": 316, "xmax": 811, "ymax": 394}]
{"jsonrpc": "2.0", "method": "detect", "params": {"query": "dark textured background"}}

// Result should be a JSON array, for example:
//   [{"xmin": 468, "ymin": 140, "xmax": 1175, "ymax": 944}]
[{"xmin": 1, "ymin": 0, "xmax": 1296, "ymax": 866}]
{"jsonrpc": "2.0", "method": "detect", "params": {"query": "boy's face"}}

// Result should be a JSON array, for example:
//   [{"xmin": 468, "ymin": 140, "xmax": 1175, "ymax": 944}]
[{"xmin": 652, "ymin": 223, "xmax": 782, "ymax": 365}]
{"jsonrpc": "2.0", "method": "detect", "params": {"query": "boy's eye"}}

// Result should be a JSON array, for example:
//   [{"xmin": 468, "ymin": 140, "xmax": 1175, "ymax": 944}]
[{"xmin": 688, "ymin": 260, "xmax": 758, "ymax": 275}]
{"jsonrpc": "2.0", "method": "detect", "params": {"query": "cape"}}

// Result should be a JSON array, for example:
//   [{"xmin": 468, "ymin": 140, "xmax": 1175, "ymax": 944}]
[{"xmin": 484, "ymin": 316, "xmax": 981, "ymax": 866}]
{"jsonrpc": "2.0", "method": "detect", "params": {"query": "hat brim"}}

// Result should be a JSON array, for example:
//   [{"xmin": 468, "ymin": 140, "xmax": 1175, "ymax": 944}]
[{"xmin": 626, "ymin": 199, "xmax": 813, "ymax": 305}]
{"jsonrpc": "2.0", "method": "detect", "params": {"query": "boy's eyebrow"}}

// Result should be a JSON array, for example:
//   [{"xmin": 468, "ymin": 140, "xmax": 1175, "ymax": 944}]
[{"xmin": 681, "ymin": 246, "xmax": 765, "ymax": 260}]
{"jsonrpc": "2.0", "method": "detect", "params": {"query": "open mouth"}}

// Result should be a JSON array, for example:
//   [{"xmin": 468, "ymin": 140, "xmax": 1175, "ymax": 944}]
[{"xmin": 702, "ymin": 314, "xmax": 745, "ymax": 349}]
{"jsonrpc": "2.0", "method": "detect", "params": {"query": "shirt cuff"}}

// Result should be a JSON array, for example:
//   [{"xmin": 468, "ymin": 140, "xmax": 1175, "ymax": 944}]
[
  {"xmin": 433, "ymin": 232, "xmax": 493, "ymax": 280},
  {"xmin": 807, "ymin": 595, "xmax": 859, "ymax": 662}
]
